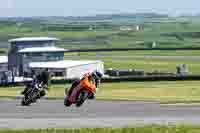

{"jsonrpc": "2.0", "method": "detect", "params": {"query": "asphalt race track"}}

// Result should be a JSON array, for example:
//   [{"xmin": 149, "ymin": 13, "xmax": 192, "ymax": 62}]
[{"xmin": 1, "ymin": 99, "xmax": 200, "ymax": 129}]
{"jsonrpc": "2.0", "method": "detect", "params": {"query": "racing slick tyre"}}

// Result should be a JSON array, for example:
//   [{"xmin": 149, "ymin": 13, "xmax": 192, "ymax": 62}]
[
  {"xmin": 21, "ymin": 97, "xmax": 31, "ymax": 106},
  {"xmin": 76, "ymin": 90, "xmax": 88, "ymax": 107},
  {"xmin": 64, "ymin": 97, "xmax": 72, "ymax": 107}
]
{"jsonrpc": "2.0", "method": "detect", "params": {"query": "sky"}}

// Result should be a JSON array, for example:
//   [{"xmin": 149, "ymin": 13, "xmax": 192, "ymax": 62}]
[{"xmin": 0, "ymin": 0, "xmax": 199, "ymax": 17}]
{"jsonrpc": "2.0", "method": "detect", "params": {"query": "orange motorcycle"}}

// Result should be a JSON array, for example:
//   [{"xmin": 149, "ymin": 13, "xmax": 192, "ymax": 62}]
[{"xmin": 64, "ymin": 78, "xmax": 97, "ymax": 107}]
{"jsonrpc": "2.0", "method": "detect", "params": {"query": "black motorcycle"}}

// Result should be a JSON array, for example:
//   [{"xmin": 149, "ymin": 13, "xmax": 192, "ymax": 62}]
[{"xmin": 21, "ymin": 82, "xmax": 44, "ymax": 106}]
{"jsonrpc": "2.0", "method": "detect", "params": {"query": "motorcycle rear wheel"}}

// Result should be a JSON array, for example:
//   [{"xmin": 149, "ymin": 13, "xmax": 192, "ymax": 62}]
[
  {"xmin": 21, "ymin": 89, "xmax": 39, "ymax": 106},
  {"xmin": 64, "ymin": 97, "xmax": 72, "ymax": 107},
  {"xmin": 21, "ymin": 97, "xmax": 31, "ymax": 106}
]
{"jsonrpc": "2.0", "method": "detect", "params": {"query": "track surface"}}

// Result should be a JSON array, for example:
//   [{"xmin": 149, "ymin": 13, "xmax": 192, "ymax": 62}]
[{"xmin": 1, "ymin": 100, "xmax": 200, "ymax": 129}]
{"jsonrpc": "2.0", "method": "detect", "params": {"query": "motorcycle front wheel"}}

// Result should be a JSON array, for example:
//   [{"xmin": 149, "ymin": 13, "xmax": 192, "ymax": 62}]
[{"xmin": 76, "ymin": 90, "xmax": 88, "ymax": 107}]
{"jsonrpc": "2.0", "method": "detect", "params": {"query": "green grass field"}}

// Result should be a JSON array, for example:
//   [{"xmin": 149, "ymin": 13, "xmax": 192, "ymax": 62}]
[
  {"xmin": 65, "ymin": 53, "xmax": 200, "ymax": 74},
  {"xmin": 1, "ymin": 20, "xmax": 200, "ymax": 49},
  {"xmin": 74, "ymin": 50, "xmax": 200, "ymax": 56},
  {"xmin": 103, "ymin": 58, "xmax": 200, "ymax": 75},
  {"xmin": 1, "ymin": 19, "xmax": 200, "ymax": 73},
  {"xmin": 1, "ymin": 125, "xmax": 200, "ymax": 133},
  {"xmin": 1, "ymin": 81, "xmax": 200, "ymax": 103}
]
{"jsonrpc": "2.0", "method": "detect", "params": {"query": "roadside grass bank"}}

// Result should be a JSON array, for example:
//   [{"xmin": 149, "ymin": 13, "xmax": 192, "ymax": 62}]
[
  {"xmin": 1, "ymin": 81, "xmax": 200, "ymax": 103},
  {"xmin": 65, "ymin": 53, "xmax": 200, "ymax": 75},
  {"xmin": 0, "ymin": 125, "xmax": 200, "ymax": 133},
  {"xmin": 69, "ymin": 50, "xmax": 200, "ymax": 56}
]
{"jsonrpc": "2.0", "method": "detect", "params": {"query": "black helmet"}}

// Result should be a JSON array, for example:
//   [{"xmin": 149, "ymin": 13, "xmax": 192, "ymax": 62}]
[{"xmin": 92, "ymin": 71, "xmax": 103, "ymax": 79}]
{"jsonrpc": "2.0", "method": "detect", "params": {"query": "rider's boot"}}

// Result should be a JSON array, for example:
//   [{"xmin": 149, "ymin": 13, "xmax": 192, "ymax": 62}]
[{"xmin": 37, "ymin": 90, "xmax": 46, "ymax": 99}]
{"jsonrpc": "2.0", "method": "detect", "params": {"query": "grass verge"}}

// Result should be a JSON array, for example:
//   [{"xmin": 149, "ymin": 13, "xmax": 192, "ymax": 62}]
[
  {"xmin": 1, "ymin": 125, "xmax": 200, "ymax": 133},
  {"xmin": 65, "ymin": 53, "xmax": 200, "ymax": 75},
  {"xmin": 75, "ymin": 50, "xmax": 200, "ymax": 57},
  {"xmin": 1, "ymin": 81, "xmax": 200, "ymax": 103}
]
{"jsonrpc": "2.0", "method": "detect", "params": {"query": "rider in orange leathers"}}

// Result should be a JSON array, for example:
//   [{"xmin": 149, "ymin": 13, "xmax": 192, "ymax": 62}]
[{"xmin": 66, "ymin": 71, "xmax": 103, "ymax": 103}]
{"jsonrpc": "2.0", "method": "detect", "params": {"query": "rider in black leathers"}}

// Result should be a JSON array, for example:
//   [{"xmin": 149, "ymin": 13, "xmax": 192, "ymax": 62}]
[{"xmin": 21, "ymin": 69, "xmax": 50, "ymax": 98}]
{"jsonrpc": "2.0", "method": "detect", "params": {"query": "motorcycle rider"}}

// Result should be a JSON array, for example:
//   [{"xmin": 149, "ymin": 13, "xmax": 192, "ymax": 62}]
[
  {"xmin": 66, "ymin": 71, "xmax": 103, "ymax": 100},
  {"xmin": 21, "ymin": 68, "xmax": 50, "ymax": 98}
]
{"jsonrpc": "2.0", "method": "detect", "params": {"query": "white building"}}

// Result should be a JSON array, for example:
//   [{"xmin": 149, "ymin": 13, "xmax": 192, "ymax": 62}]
[
  {"xmin": 29, "ymin": 60, "xmax": 104, "ymax": 79},
  {"xmin": 0, "ymin": 56, "xmax": 10, "ymax": 83},
  {"xmin": 7, "ymin": 37, "xmax": 104, "ymax": 79},
  {"xmin": 0, "ymin": 56, "xmax": 8, "ymax": 72}
]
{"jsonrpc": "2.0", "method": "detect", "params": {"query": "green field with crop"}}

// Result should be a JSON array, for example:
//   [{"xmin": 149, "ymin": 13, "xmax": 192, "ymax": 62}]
[
  {"xmin": 1, "ymin": 125, "xmax": 200, "ymax": 133},
  {"xmin": 1, "ymin": 19, "xmax": 200, "ymax": 49},
  {"xmin": 2, "ymin": 19, "xmax": 200, "ymax": 74}
]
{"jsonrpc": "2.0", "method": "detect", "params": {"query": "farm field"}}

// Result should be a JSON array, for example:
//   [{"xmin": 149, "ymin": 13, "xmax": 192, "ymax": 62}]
[{"xmin": 1, "ymin": 19, "xmax": 200, "ymax": 50}]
